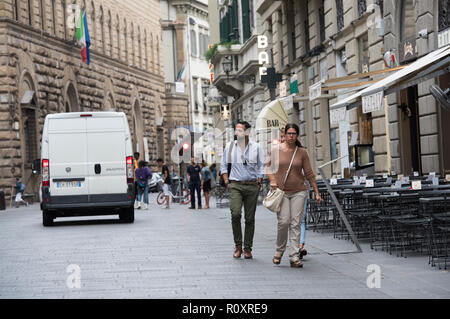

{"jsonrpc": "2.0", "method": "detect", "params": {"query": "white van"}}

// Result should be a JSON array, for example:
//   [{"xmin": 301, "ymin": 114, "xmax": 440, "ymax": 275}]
[{"xmin": 40, "ymin": 112, "xmax": 135, "ymax": 226}]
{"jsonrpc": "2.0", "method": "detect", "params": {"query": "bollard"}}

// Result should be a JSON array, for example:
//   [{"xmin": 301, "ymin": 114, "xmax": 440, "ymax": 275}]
[{"xmin": 0, "ymin": 189, "xmax": 5, "ymax": 210}]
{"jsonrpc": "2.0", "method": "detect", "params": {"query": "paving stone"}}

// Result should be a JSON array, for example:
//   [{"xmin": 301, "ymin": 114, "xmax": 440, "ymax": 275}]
[{"xmin": 0, "ymin": 195, "xmax": 449, "ymax": 299}]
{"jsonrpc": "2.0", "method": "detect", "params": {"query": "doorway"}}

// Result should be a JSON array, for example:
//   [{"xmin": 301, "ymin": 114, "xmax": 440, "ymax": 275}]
[
  {"xmin": 399, "ymin": 85, "xmax": 421, "ymax": 175},
  {"xmin": 439, "ymin": 72, "xmax": 450, "ymax": 174}
]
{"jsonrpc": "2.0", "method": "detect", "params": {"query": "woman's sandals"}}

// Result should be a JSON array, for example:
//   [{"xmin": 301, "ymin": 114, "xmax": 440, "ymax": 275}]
[{"xmin": 272, "ymin": 256, "xmax": 282, "ymax": 265}]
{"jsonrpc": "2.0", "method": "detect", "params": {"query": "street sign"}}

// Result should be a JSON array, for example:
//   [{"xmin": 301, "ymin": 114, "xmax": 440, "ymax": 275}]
[
  {"xmin": 438, "ymin": 27, "xmax": 450, "ymax": 48},
  {"xmin": 309, "ymin": 81, "xmax": 322, "ymax": 101},
  {"xmin": 330, "ymin": 107, "xmax": 346, "ymax": 125},
  {"xmin": 175, "ymin": 82, "xmax": 185, "ymax": 93},
  {"xmin": 362, "ymin": 90, "xmax": 384, "ymax": 113}
]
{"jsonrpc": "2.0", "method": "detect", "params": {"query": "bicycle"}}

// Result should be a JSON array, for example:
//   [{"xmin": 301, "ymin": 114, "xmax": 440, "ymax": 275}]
[{"xmin": 156, "ymin": 179, "xmax": 191, "ymax": 206}]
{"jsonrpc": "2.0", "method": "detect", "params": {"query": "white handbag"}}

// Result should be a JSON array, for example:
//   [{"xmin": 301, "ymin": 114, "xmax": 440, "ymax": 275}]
[{"xmin": 263, "ymin": 146, "xmax": 298, "ymax": 213}]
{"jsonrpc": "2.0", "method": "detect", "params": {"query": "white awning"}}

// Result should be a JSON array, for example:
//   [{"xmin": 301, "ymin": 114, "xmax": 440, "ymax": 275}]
[{"xmin": 330, "ymin": 45, "xmax": 450, "ymax": 111}]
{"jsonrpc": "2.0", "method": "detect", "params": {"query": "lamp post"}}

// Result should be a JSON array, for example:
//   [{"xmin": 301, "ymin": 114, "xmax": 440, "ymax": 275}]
[{"xmin": 222, "ymin": 56, "xmax": 232, "ymax": 80}]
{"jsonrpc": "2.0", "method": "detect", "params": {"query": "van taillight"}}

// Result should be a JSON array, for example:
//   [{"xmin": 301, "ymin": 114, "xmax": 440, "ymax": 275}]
[
  {"xmin": 80, "ymin": 114, "xmax": 92, "ymax": 117},
  {"xmin": 126, "ymin": 156, "xmax": 134, "ymax": 183},
  {"xmin": 42, "ymin": 159, "xmax": 50, "ymax": 187}
]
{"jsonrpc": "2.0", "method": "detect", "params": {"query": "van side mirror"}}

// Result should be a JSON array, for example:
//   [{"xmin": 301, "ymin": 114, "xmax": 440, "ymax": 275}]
[{"xmin": 32, "ymin": 159, "xmax": 41, "ymax": 174}]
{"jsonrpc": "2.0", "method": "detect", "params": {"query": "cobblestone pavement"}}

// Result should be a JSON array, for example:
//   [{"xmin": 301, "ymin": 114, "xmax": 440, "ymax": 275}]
[{"xmin": 0, "ymin": 194, "xmax": 449, "ymax": 299}]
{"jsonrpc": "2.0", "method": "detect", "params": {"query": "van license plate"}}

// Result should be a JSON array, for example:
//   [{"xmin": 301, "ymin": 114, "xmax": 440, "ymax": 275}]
[{"xmin": 56, "ymin": 181, "xmax": 82, "ymax": 188}]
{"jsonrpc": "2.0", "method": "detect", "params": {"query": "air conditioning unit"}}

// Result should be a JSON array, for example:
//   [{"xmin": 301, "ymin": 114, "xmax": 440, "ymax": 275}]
[{"xmin": 430, "ymin": 85, "xmax": 450, "ymax": 111}]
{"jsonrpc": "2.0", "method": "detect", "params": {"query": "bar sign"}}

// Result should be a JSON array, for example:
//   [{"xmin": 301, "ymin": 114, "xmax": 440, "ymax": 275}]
[{"xmin": 362, "ymin": 91, "xmax": 384, "ymax": 113}]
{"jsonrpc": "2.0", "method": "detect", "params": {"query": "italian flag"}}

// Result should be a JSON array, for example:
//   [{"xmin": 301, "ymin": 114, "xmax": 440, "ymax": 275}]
[{"xmin": 75, "ymin": 10, "xmax": 90, "ymax": 65}]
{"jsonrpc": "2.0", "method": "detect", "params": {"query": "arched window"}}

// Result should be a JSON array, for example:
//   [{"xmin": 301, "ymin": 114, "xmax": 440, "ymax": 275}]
[
  {"xmin": 40, "ymin": 0, "xmax": 45, "ymax": 30},
  {"xmin": 13, "ymin": 0, "xmax": 18, "ymax": 21},
  {"xmin": 90, "ymin": 2, "xmax": 96, "ymax": 49},
  {"xmin": 124, "ymin": 19, "xmax": 128, "ymax": 61},
  {"xmin": 100, "ymin": 5, "xmax": 105, "ymax": 54},
  {"xmin": 400, "ymin": 0, "xmax": 415, "ymax": 41},
  {"xmin": 108, "ymin": 11, "xmax": 112, "ymax": 56},
  {"xmin": 156, "ymin": 36, "xmax": 160, "ymax": 74},
  {"xmin": 116, "ymin": 15, "xmax": 120, "ymax": 60},
  {"xmin": 138, "ymin": 26, "xmax": 142, "ymax": 67},
  {"xmin": 27, "ymin": 0, "xmax": 33, "ymax": 26},
  {"xmin": 144, "ymin": 29, "xmax": 148, "ymax": 70},
  {"xmin": 52, "ymin": 0, "xmax": 56, "ymax": 35},
  {"xmin": 62, "ymin": 0, "xmax": 67, "ymax": 39},
  {"xmin": 131, "ymin": 22, "xmax": 135, "ymax": 65},
  {"xmin": 150, "ymin": 33, "xmax": 154, "ymax": 72}
]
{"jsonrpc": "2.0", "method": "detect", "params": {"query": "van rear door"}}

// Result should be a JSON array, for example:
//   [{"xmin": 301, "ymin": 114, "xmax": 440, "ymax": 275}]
[
  {"xmin": 86, "ymin": 116, "xmax": 127, "ymax": 197},
  {"xmin": 48, "ymin": 117, "xmax": 89, "ymax": 198}
]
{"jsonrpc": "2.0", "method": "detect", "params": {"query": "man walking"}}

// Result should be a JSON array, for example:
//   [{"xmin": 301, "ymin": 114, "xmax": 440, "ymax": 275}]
[
  {"xmin": 157, "ymin": 158, "xmax": 171, "ymax": 209},
  {"xmin": 220, "ymin": 121, "xmax": 264, "ymax": 259},
  {"xmin": 187, "ymin": 157, "xmax": 202, "ymax": 209}
]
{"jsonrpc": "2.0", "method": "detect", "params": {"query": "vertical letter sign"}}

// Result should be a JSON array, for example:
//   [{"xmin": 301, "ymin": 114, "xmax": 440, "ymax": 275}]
[{"xmin": 362, "ymin": 91, "xmax": 384, "ymax": 114}]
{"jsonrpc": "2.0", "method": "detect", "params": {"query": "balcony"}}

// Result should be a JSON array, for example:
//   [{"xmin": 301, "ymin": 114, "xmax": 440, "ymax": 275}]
[{"xmin": 210, "ymin": 36, "xmax": 260, "ymax": 98}]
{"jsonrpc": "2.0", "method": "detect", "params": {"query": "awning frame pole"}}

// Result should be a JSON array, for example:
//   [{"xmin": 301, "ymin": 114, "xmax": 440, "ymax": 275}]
[{"xmin": 317, "ymin": 157, "xmax": 363, "ymax": 255}]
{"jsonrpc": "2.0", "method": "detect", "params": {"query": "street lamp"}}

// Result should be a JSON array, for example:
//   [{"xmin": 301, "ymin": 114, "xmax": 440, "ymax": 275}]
[{"xmin": 222, "ymin": 56, "xmax": 232, "ymax": 80}]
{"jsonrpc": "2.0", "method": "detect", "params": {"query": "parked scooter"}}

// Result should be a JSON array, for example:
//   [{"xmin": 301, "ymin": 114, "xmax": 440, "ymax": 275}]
[{"xmin": 148, "ymin": 172, "xmax": 163, "ymax": 193}]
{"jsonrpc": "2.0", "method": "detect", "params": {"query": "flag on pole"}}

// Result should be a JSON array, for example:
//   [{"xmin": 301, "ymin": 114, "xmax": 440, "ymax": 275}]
[
  {"xmin": 176, "ymin": 63, "xmax": 185, "ymax": 81},
  {"xmin": 75, "ymin": 10, "xmax": 91, "ymax": 65}
]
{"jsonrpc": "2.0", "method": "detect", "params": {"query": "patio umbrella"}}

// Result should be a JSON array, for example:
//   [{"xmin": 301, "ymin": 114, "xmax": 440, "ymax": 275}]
[{"xmin": 255, "ymin": 99, "xmax": 289, "ymax": 131}]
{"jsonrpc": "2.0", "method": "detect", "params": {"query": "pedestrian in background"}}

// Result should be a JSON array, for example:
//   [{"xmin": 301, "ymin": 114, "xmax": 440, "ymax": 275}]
[
  {"xmin": 14, "ymin": 177, "xmax": 28, "ymax": 207},
  {"xmin": 220, "ymin": 120, "xmax": 264, "ymax": 259},
  {"xmin": 210, "ymin": 163, "xmax": 217, "ymax": 180},
  {"xmin": 135, "ymin": 160, "xmax": 152, "ymax": 210},
  {"xmin": 266, "ymin": 123, "xmax": 322, "ymax": 268},
  {"xmin": 133, "ymin": 152, "xmax": 140, "ymax": 200},
  {"xmin": 200, "ymin": 162, "xmax": 211, "ymax": 209},
  {"xmin": 187, "ymin": 157, "xmax": 202, "ymax": 209},
  {"xmin": 157, "ymin": 158, "xmax": 171, "ymax": 209}
]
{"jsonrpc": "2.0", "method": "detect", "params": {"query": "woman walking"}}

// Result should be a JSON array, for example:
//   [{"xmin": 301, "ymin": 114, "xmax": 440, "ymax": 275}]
[{"xmin": 266, "ymin": 124, "xmax": 322, "ymax": 268}]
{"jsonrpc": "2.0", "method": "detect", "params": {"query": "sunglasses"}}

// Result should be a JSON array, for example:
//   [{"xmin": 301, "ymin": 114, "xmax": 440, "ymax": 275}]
[{"xmin": 241, "ymin": 155, "xmax": 247, "ymax": 166}]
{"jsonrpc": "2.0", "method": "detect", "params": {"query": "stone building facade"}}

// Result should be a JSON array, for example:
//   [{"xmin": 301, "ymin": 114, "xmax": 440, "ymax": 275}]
[
  {"xmin": 0, "ymin": 0, "xmax": 177, "ymax": 200},
  {"xmin": 211, "ymin": 0, "xmax": 450, "ymax": 178}
]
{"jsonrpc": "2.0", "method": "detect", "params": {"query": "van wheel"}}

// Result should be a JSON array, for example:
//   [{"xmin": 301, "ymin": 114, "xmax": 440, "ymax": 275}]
[
  {"xmin": 119, "ymin": 207, "xmax": 134, "ymax": 223},
  {"xmin": 42, "ymin": 210, "xmax": 54, "ymax": 226}
]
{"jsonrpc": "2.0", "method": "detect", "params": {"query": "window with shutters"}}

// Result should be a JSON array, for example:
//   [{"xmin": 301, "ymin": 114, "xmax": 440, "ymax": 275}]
[
  {"xmin": 358, "ymin": 0, "xmax": 367, "ymax": 18},
  {"xmin": 304, "ymin": 10, "xmax": 310, "ymax": 54},
  {"xmin": 191, "ymin": 30, "xmax": 197, "ymax": 56},
  {"xmin": 336, "ymin": 0, "xmax": 344, "ymax": 32},
  {"xmin": 319, "ymin": 1, "xmax": 326, "ymax": 43},
  {"xmin": 242, "ymin": 0, "xmax": 251, "ymax": 42},
  {"xmin": 439, "ymin": 0, "xmax": 450, "ymax": 32},
  {"xmin": 193, "ymin": 78, "xmax": 199, "ymax": 112},
  {"xmin": 286, "ymin": 0, "xmax": 296, "ymax": 63},
  {"xmin": 230, "ymin": 0, "xmax": 239, "ymax": 41}
]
